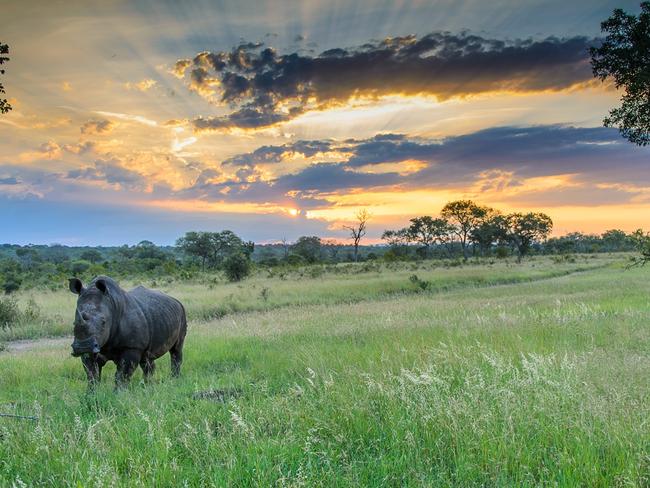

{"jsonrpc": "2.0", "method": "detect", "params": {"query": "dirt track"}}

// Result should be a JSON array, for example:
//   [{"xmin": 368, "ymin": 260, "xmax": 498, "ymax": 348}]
[{"xmin": 2, "ymin": 337, "xmax": 71, "ymax": 354}]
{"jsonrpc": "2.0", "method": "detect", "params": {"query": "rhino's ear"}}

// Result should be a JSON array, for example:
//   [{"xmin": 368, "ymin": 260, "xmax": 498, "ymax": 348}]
[
  {"xmin": 95, "ymin": 279, "xmax": 108, "ymax": 294},
  {"xmin": 68, "ymin": 278, "xmax": 83, "ymax": 295}
]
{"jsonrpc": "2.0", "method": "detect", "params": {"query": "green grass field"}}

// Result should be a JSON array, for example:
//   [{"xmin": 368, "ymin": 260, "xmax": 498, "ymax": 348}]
[{"xmin": 0, "ymin": 255, "xmax": 648, "ymax": 486}]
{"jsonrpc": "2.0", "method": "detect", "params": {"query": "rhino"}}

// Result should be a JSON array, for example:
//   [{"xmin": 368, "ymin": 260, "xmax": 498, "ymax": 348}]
[{"xmin": 68, "ymin": 276, "xmax": 187, "ymax": 389}]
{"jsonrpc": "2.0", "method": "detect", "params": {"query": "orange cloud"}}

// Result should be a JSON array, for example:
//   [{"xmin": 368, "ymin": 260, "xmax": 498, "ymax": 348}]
[{"xmin": 124, "ymin": 79, "xmax": 157, "ymax": 91}]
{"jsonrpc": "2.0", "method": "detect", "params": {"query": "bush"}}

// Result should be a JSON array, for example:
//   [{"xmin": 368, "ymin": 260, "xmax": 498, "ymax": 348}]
[
  {"xmin": 285, "ymin": 254, "xmax": 306, "ymax": 266},
  {"xmin": 70, "ymin": 260, "xmax": 91, "ymax": 275},
  {"xmin": 382, "ymin": 249, "xmax": 401, "ymax": 262},
  {"xmin": 2, "ymin": 273, "xmax": 21, "ymax": 294},
  {"xmin": 409, "ymin": 274, "xmax": 431, "ymax": 291},
  {"xmin": 495, "ymin": 247, "xmax": 509, "ymax": 259},
  {"xmin": 0, "ymin": 296, "xmax": 20, "ymax": 329},
  {"xmin": 224, "ymin": 254, "xmax": 251, "ymax": 282}
]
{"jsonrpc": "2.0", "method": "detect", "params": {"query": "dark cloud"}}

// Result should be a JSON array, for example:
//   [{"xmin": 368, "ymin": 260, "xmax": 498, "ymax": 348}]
[
  {"xmin": 175, "ymin": 32, "xmax": 597, "ymax": 131},
  {"xmin": 176, "ymin": 125, "xmax": 649, "ymax": 207},
  {"xmin": 180, "ymin": 163, "xmax": 382, "ymax": 208},
  {"xmin": 80, "ymin": 119, "xmax": 115, "ymax": 135},
  {"xmin": 224, "ymin": 139, "xmax": 334, "ymax": 166},
  {"xmin": 5, "ymin": 125, "xmax": 649, "ymax": 217},
  {"xmin": 272, "ymin": 162, "xmax": 399, "ymax": 193},
  {"xmin": 67, "ymin": 159, "xmax": 146, "ymax": 189}
]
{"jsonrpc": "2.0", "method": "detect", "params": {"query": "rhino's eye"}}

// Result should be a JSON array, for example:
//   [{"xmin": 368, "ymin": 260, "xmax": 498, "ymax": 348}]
[{"xmin": 81, "ymin": 312, "xmax": 89, "ymax": 321}]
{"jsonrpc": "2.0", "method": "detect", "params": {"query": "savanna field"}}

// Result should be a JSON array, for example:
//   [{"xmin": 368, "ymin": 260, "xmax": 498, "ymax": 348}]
[{"xmin": 0, "ymin": 255, "xmax": 648, "ymax": 486}]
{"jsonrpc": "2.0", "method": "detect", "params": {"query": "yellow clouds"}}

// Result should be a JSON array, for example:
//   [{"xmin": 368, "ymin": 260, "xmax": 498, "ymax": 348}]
[
  {"xmin": 124, "ymin": 79, "xmax": 157, "ymax": 92},
  {"xmin": 80, "ymin": 119, "xmax": 115, "ymax": 135},
  {"xmin": 19, "ymin": 141, "xmax": 63, "ymax": 161},
  {"xmin": 95, "ymin": 111, "xmax": 157, "ymax": 127},
  {"xmin": 353, "ymin": 159, "xmax": 427, "ymax": 176},
  {"xmin": 304, "ymin": 189, "xmax": 458, "ymax": 221},
  {"xmin": 142, "ymin": 198, "xmax": 299, "ymax": 216},
  {"xmin": 171, "ymin": 59, "xmax": 191, "ymax": 78}
]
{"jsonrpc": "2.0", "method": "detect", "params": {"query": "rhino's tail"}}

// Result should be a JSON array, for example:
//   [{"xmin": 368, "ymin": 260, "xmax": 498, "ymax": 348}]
[{"xmin": 170, "ymin": 301, "xmax": 187, "ymax": 377}]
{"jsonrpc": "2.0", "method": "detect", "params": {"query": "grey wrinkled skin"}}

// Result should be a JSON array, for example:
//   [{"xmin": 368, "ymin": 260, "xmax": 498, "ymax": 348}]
[{"xmin": 69, "ymin": 276, "xmax": 187, "ymax": 390}]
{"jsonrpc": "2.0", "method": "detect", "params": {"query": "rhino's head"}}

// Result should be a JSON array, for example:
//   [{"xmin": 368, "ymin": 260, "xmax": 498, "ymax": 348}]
[{"xmin": 68, "ymin": 278, "xmax": 112, "ymax": 357}]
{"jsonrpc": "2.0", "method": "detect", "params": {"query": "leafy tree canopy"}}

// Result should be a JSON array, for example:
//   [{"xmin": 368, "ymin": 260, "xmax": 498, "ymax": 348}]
[
  {"xmin": 591, "ymin": 2, "xmax": 650, "ymax": 145},
  {"xmin": 0, "ymin": 42, "xmax": 11, "ymax": 114}
]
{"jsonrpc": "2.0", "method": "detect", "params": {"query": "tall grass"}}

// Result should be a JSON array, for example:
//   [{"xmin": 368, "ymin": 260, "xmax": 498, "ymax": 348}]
[
  {"xmin": 0, "ymin": 261, "xmax": 648, "ymax": 485},
  {"xmin": 4, "ymin": 255, "xmax": 617, "ymax": 341}
]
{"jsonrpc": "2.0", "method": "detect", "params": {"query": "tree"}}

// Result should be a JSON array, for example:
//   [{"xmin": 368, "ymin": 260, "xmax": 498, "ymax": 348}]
[
  {"xmin": 601, "ymin": 229, "xmax": 632, "ymax": 251},
  {"xmin": 322, "ymin": 239, "xmax": 341, "ymax": 261},
  {"xmin": 441, "ymin": 200, "xmax": 489, "ymax": 260},
  {"xmin": 0, "ymin": 42, "xmax": 11, "ymax": 114},
  {"xmin": 381, "ymin": 228, "xmax": 410, "ymax": 259},
  {"xmin": 405, "ymin": 216, "xmax": 453, "ymax": 258},
  {"xmin": 343, "ymin": 209, "xmax": 371, "ymax": 262},
  {"xmin": 176, "ymin": 232, "xmax": 213, "ymax": 270},
  {"xmin": 15, "ymin": 248, "xmax": 42, "ymax": 269},
  {"xmin": 176, "ymin": 231, "xmax": 245, "ymax": 270},
  {"xmin": 290, "ymin": 236, "xmax": 322, "ymax": 263},
  {"xmin": 591, "ymin": 2, "xmax": 650, "ymax": 145},
  {"xmin": 223, "ymin": 253, "xmax": 251, "ymax": 282},
  {"xmin": 208, "ymin": 231, "xmax": 245, "ymax": 266},
  {"xmin": 134, "ymin": 240, "xmax": 167, "ymax": 260},
  {"xmin": 381, "ymin": 228, "xmax": 409, "ymax": 247},
  {"xmin": 628, "ymin": 229, "xmax": 650, "ymax": 266},
  {"xmin": 507, "ymin": 212, "xmax": 553, "ymax": 261},
  {"xmin": 470, "ymin": 212, "xmax": 509, "ymax": 256},
  {"xmin": 280, "ymin": 237, "xmax": 290, "ymax": 259},
  {"xmin": 80, "ymin": 249, "xmax": 103, "ymax": 264}
]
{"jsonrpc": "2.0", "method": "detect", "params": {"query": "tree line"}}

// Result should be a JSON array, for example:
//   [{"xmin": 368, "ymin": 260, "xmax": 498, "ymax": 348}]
[
  {"xmin": 0, "ymin": 215, "xmax": 644, "ymax": 295},
  {"xmin": 381, "ymin": 200, "xmax": 553, "ymax": 262}
]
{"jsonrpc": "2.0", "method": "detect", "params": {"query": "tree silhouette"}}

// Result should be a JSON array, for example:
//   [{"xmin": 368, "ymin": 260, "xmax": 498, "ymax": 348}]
[
  {"xmin": 344, "ymin": 209, "xmax": 371, "ymax": 262},
  {"xmin": 290, "ymin": 236, "xmax": 322, "ymax": 263},
  {"xmin": 507, "ymin": 212, "xmax": 553, "ymax": 262},
  {"xmin": 441, "ymin": 200, "xmax": 489, "ymax": 260},
  {"xmin": 470, "ymin": 211, "xmax": 508, "ymax": 256},
  {"xmin": 0, "ymin": 42, "xmax": 11, "ymax": 114},
  {"xmin": 176, "ymin": 230, "xmax": 245, "ymax": 270},
  {"xmin": 405, "ymin": 216, "xmax": 453, "ymax": 258},
  {"xmin": 591, "ymin": 2, "xmax": 650, "ymax": 145}
]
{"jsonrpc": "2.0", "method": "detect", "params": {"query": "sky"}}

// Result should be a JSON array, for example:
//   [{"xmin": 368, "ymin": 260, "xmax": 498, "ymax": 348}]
[{"xmin": 1, "ymin": 0, "xmax": 649, "ymax": 246}]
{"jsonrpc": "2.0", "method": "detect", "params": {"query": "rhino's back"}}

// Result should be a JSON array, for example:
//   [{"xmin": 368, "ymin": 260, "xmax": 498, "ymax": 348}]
[{"xmin": 124, "ymin": 286, "xmax": 186, "ymax": 358}]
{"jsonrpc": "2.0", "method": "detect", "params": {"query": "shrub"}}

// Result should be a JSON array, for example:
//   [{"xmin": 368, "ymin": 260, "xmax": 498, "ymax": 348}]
[
  {"xmin": 260, "ymin": 287, "xmax": 270, "ymax": 302},
  {"xmin": 495, "ymin": 247, "xmax": 509, "ymax": 259},
  {"xmin": 224, "ymin": 253, "xmax": 251, "ymax": 282},
  {"xmin": 70, "ymin": 260, "xmax": 91, "ymax": 275},
  {"xmin": 0, "ymin": 296, "xmax": 20, "ymax": 329},
  {"xmin": 2, "ymin": 275, "xmax": 21, "ymax": 294},
  {"xmin": 308, "ymin": 266, "xmax": 324, "ymax": 279},
  {"xmin": 409, "ymin": 274, "xmax": 431, "ymax": 291},
  {"xmin": 285, "ymin": 254, "xmax": 306, "ymax": 266}
]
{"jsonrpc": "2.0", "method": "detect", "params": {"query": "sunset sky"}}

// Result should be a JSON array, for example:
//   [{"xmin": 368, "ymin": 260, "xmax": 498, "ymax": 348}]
[{"xmin": 1, "ymin": 0, "xmax": 649, "ymax": 245}]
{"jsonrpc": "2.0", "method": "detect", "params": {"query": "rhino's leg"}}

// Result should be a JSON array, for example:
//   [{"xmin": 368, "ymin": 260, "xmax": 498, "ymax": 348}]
[
  {"xmin": 81, "ymin": 355, "xmax": 100, "ymax": 387},
  {"xmin": 140, "ymin": 357, "xmax": 156, "ymax": 383},
  {"xmin": 115, "ymin": 349, "xmax": 142, "ymax": 390},
  {"xmin": 82, "ymin": 354, "xmax": 107, "ymax": 388},
  {"xmin": 170, "ymin": 341, "xmax": 184, "ymax": 378}
]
